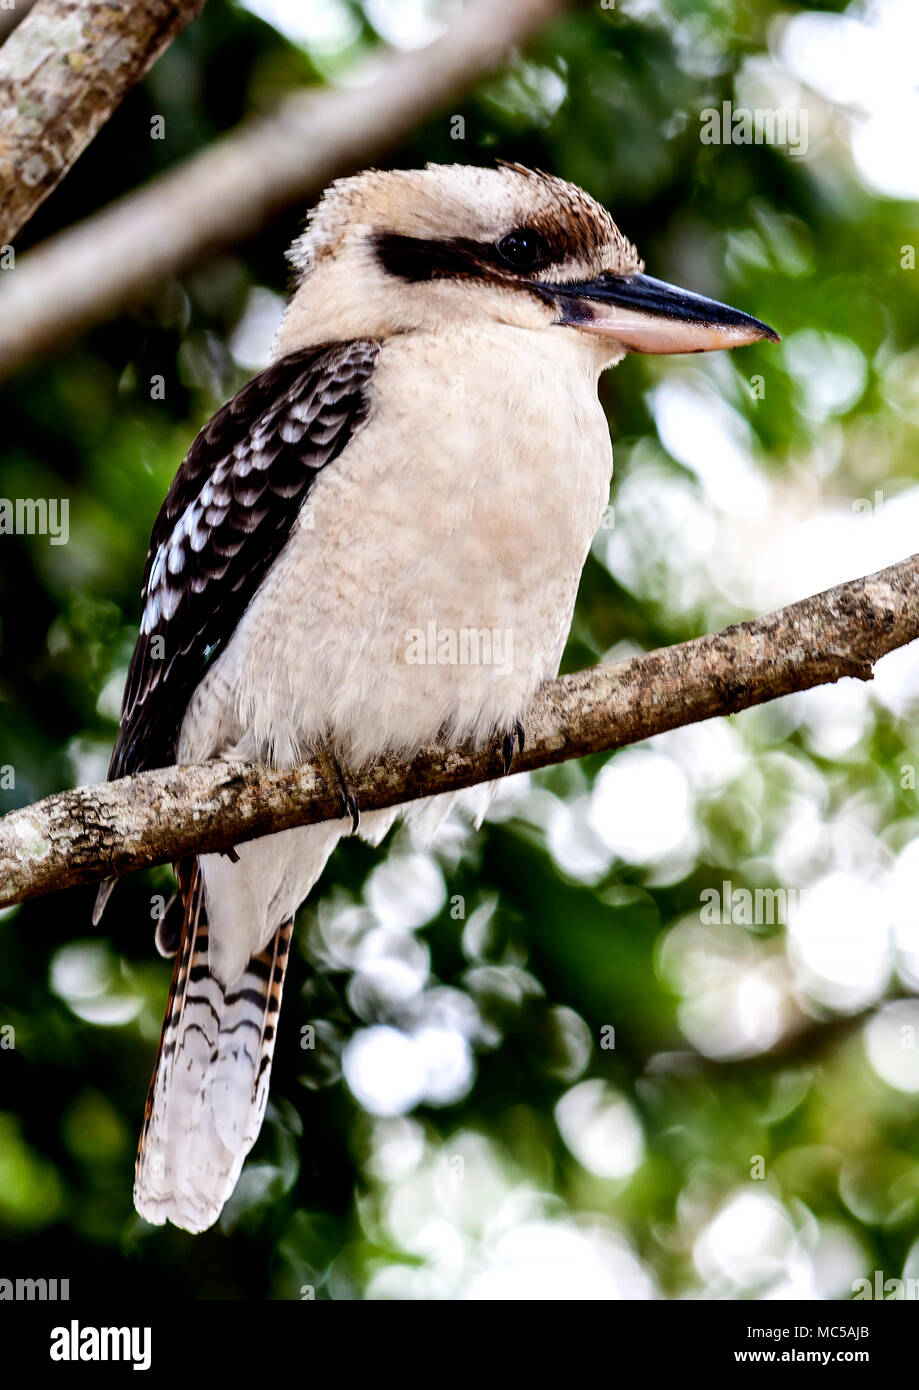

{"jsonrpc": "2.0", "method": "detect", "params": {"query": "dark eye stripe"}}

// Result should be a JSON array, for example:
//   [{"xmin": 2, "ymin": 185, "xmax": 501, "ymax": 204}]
[
  {"xmin": 372, "ymin": 232, "xmax": 489, "ymax": 281},
  {"xmin": 372, "ymin": 230, "xmax": 554, "ymax": 284}
]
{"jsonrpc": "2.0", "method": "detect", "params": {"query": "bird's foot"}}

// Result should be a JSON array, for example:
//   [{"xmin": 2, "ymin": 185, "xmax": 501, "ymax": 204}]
[
  {"xmin": 338, "ymin": 782, "xmax": 360, "ymax": 835},
  {"xmin": 501, "ymin": 720, "xmax": 525, "ymax": 776},
  {"xmin": 317, "ymin": 744, "xmax": 360, "ymax": 833}
]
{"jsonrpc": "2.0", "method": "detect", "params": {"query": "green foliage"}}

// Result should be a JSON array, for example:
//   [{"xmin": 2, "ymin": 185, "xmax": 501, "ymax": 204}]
[{"xmin": 2, "ymin": 0, "xmax": 918, "ymax": 1299}]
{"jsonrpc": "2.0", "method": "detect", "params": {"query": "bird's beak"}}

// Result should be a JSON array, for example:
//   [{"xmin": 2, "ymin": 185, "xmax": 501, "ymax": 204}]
[{"xmin": 543, "ymin": 272, "xmax": 779, "ymax": 353}]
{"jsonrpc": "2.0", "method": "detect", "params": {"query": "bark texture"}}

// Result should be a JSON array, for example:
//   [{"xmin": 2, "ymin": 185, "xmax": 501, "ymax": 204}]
[
  {"xmin": 1, "ymin": 554, "xmax": 916, "ymax": 907},
  {"xmin": 0, "ymin": 0, "xmax": 206, "ymax": 246}
]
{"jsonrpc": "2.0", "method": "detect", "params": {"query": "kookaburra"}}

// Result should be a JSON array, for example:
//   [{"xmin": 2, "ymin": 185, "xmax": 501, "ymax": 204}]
[{"xmin": 98, "ymin": 162, "xmax": 777, "ymax": 1233}]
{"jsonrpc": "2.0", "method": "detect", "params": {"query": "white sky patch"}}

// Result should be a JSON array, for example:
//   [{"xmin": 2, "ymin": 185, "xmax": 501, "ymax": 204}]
[
  {"xmin": 864, "ymin": 1000, "xmax": 919, "ymax": 1093},
  {"xmin": 873, "ymin": 640, "xmax": 919, "ymax": 720},
  {"xmin": 364, "ymin": 1116, "xmax": 427, "ymax": 1183},
  {"xmin": 781, "ymin": 330, "xmax": 867, "ymax": 423},
  {"xmin": 882, "ymin": 348, "xmax": 919, "ymax": 425},
  {"xmin": 50, "ymin": 941, "xmax": 144, "ymax": 1026},
  {"xmin": 546, "ymin": 793, "xmax": 615, "ymax": 884},
  {"xmin": 366, "ymin": 1126, "xmax": 659, "ymax": 1298},
  {"xmin": 778, "ymin": 9, "xmax": 891, "ymax": 110},
  {"xmin": 555, "ymin": 1080, "xmax": 644, "ymax": 1181},
  {"xmin": 737, "ymin": 484, "xmax": 919, "ymax": 655},
  {"xmin": 240, "ymin": 0, "xmax": 360, "ymax": 51},
  {"xmin": 809, "ymin": 1223, "xmax": 870, "ymax": 1301},
  {"xmin": 648, "ymin": 719, "xmax": 748, "ymax": 797},
  {"xmin": 648, "ymin": 375, "xmax": 770, "ymax": 517},
  {"xmin": 313, "ymin": 897, "xmax": 377, "ymax": 971},
  {"xmin": 599, "ymin": 458, "xmax": 719, "ymax": 613},
  {"xmin": 787, "ymin": 680, "xmax": 875, "ymax": 760},
  {"xmin": 679, "ymin": 959, "xmax": 790, "ymax": 1060},
  {"xmin": 659, "ymin": 919, "xmax": 794, "ymax": 1060},
  {"xmin": 770, "ymin": 789, "xmax": 887, "ymax": 890},
  {"xmin": 589, "ymin": 748, "xmax": 694, "ymax": 867},
  {"xmin": 407, "ymin": 983, "xmax": 483, "ymax": 1039},
  {"xmin": 411, "ymin": 1026, "xmax": 474, "ymax": 1105},
  {"xmin": 382, "ymin": 1130, "xmax": 511, "ymax": 1247},
  {"xmin": 343, "ymin": 1018, "xmax": 473, "ymax": 1115},
  {"xmin": 96, "ymin": 668, "xmax": 127, "ymax": 723},
  {"xmin": 887, "ymin": 839, "xmax": 919, "ymax": 991},
  {"xmin": 358, "ymin": 1124, "xmax": 662, "ymax": 1298},
  {"xmin": 65, "ymin": 734, "xmax": 113, "ymax": 791},
  {"xmin": 346, "ymin": 926, "xmax": 430, "ymax": 1013},
  {"xmin": 343, "ymin": 1025, "xmax": 427, "ymax": 1115},
  {"xmin": 778, "ymin": 0, "xmax": 919, "ymax": 199},
  {"xmin": 364, "ymin": 0, "xmax": 456, "ymax": 50},
  {"xmin": 365, "ymin": 852, "xmax": 446, "ymax": 930},
  {"xmin": 851, "ymin": 99, "xmax": 919, "ymax": 202},
  {"xmin": 462, "ymin": 1221, "xmax": 657, "ymax": 1300},
  {"xmin": 659, "ymin": 918, "xmax": 756, "ymax": 995},
  {"xmin": 693, "ymin": 1191, "xmax": 809, "ymax": 1297},
  {"xmin": 749, "ymin": 507, "xmax": 901, "ymax": 615},
  {"xmin": 229, "ymin": 286, "xmax": 285, "ymax": 371},
  {"xmin": 787, "ymin": 871, "xmax": 892, "ymax": 1011}
]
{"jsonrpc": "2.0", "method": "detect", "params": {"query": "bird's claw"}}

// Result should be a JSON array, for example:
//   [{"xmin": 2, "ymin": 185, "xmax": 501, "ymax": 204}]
[
  {"xmin": 337, "ymin": 786, "xmax": 361, "ymax": 835},
  {"xmin": 501, "ymin": 720, "xmax": 525, "ymax": 775},
  {"xmin": 317, "ymin": 743, "xmax": 360, "ymax": 833}
]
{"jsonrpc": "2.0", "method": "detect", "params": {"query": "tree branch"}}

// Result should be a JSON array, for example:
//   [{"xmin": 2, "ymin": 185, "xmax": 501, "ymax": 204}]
[
  {"xmin": 1, "ymin": 555, "xmax": 916, "ymax": 909},
  {"xmin": 0, "ymin": 0, "xmax": 39, "ymax": 45},
  {"xmin": 0, "ymin": 0, "xmax": 569, "ymax": 380},
  {"xmin": 0, "ymin": 0, "xmax": 207, "ymax": 247}
]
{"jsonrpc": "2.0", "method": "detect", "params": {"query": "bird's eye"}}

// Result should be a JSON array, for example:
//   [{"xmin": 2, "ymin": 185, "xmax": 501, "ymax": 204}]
[{"xmin": 496, "ymin": 227, "xmax": 550, "ymax": 272}]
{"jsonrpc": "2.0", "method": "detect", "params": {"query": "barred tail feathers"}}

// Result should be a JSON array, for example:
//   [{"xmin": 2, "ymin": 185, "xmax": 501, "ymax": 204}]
[{"xmin": 134, "ymin": 862, "xmax": 291, "ymax": 1234}]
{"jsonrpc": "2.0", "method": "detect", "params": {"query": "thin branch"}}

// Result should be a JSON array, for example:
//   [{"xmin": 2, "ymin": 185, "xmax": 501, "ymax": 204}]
[
  {"xmin": 0, "ymin": 0, "xmax": 39, "ymax": 45},
  {"xmin": 1, "ymin": 555, "xmax": 916, "ymax": 909},
  {"xmin": 0, "ymin": 0, "xmax": 207, "ymax": 247},
  {"xmin": 0, "ymin": 0, "xmax": 569, "ymax": 380}
]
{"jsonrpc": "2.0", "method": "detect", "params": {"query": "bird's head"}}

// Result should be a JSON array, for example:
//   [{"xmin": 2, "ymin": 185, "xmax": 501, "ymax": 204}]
[{"xmin": 278, "ymin": 162, "xmax": 778, "ymax": 366}]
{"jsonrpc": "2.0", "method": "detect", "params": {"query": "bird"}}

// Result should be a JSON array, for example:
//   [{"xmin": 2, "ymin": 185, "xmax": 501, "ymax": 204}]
[{"xmin": 96, "ymin": 161, "xmax": 778, "ymax": 1233}]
